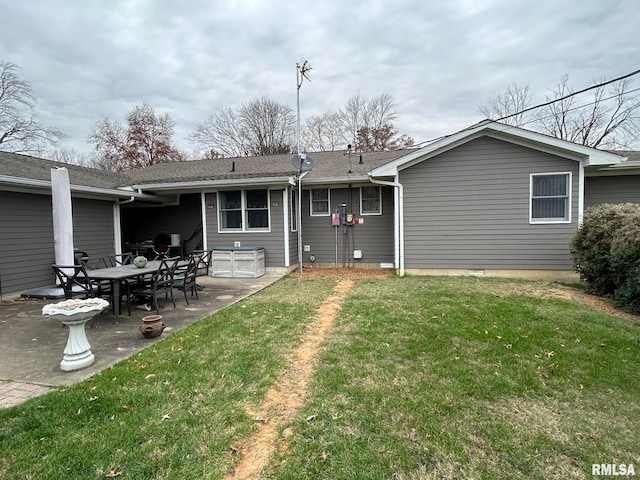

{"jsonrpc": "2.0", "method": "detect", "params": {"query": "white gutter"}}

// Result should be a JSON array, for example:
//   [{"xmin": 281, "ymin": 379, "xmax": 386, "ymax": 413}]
[
  {"xmin": 283, "ymin": 187, "xmax": 290, "ymax": 267},
  {"xmin": 369, "ymin": 175, "xmax": 405, "ymax": 276},
  {"xmin": 0, "ymin": 175, "xmax": 153, "ymax": 199},
  {"xmin": 200, "ymin": 191, "xmax": 208, "ymax": 251},
  {"xmin": 578, "ymin": 162, "xmax": 585, "ymax": 225},
  {"xmin": 131, "ymin": 176, "xmax": 291, "ymax": 191}
]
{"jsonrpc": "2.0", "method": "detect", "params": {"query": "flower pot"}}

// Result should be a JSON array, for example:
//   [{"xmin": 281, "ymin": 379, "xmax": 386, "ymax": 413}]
[
  {"xmin": 140, "ymin": 314, "xmax": 165, "ymax": 338},
  {"xmin": 134, "ymin": 256, "xmax": 148, "ymax": 268}
]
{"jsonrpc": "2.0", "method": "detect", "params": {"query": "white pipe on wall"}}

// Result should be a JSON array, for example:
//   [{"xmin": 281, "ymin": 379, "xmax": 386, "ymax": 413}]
[{"xmin": 369, "ymin": 176, "xmax": 404, "ymax": 276}]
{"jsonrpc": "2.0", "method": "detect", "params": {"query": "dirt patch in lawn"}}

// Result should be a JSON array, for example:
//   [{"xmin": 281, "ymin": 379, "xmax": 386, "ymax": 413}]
[
  {"xmin": 227, "ymin": 279, "xmax": 354, "ymax": 479},
  {"xmin": 290, "ymin": 267, "xmax": 394, "ymax": 280}
]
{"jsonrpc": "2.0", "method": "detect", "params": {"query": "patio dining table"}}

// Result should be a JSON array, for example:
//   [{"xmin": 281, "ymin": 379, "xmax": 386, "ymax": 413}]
[{"xmin": 86, "ymin": 260, "xmax": 164, "ymax": 316}]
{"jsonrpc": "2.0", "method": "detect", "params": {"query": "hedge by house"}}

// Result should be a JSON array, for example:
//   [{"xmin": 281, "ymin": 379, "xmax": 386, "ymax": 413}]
[{"xmin": 571, "ymin": 203, "xmax": 640, "ymax": 313}]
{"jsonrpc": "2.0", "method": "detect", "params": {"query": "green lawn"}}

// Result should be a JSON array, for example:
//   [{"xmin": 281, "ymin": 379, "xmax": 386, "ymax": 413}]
[{"xmin": 1, "ymin": 275, "xmax": 638, "ymax": 479}]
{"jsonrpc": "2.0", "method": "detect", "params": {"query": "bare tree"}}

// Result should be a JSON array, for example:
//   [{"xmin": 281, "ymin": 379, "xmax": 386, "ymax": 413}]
[
  {"xmin": 480, "ymin": 74, "xmax": 640, "ymax": 148},
  {"xmin": 88, "ymin": 104, "xmax": 184, "ymax": 172},
  {"xmin": 240, "ymin": 97, "xmax": 296, "ymax": 155},
  {"xmin": 479, "ymin": 82, "xmax": 536, "ymax": 127},
  {"xmin": 302, "ymin": 112, "xmax": 343, "ymax": 151},
  {"xmin": 338, "ymin": 93, "xmax": 397, "ymax": 148},
  {"xmin": 301, "ymin": 93, "xmax": 412, "ymax": 152},
  {"xmin": 539, "ymin": 75, "xmax": 640, "ymax": 149},
  {"xmin": 0, "ymin": 61, "xmax": 66, "ymax": 153},
  {"xmin": 190, "ymin": 97, "xmax": 295, "ymax": 158},
  {"xmin": 191, "ymin": 107, "xmax": 250, "ymax": 158},
  {"xmin": 45, "ymin": 147, "xmax": 90, "ymax": 165}
]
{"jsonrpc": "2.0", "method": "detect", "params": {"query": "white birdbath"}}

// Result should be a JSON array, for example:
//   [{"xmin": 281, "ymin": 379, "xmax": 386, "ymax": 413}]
[{"xmin": 42, "ymin": 298, "xmax": 110, "ymax": 371}]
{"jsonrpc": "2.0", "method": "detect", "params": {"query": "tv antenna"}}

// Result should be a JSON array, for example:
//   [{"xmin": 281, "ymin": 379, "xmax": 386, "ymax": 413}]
[
  {"xmin": 296, "ymin": 59, "xmax": 311, "ymax": 155},
  {"xmin": 295, "ymin": 59, "xmax": 313, "ymax": 273}
]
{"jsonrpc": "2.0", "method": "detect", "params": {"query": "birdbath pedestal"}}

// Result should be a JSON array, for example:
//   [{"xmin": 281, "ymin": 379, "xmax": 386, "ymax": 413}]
[{"xmin": 42, "ymin": 298, "xmax": 110, "ymax": 372}]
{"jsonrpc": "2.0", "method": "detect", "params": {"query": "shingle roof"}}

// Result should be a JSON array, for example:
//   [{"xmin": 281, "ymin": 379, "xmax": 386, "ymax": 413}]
[
  {"xmin": 126, "ymin": 149, "xmax": 412, "ymax": 185},
  {"xmin": 0, "ymin": 151, "xmax": 130, "ymax": 189}
]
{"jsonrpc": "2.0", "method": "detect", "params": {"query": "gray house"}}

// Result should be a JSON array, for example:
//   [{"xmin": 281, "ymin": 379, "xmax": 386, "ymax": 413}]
[{"xmin": 1, "ymin": 120, "xmax": 639, "ymax": 298}]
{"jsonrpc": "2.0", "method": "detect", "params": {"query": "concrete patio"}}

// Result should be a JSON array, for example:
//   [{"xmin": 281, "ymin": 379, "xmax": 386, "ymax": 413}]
[{"xmin": 0, "ymin": 272, "xmax": 283, "ymax": 407}]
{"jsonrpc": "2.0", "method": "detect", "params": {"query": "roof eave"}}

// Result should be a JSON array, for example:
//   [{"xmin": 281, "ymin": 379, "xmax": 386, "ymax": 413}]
[
  {"xmin": 369, "ymin": 121, "xmax": 625, "ymax": 177},
  {"xmin": 0, "ymin": 175, "xmax": 153, "ymax": 200},
  {"xmin": 131, "ymin": 175, "xmax": 295, "ymax": 191}
]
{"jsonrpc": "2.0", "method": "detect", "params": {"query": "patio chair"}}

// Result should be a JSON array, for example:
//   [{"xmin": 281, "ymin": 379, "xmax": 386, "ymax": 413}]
[
  {"xmin": 52, "ymin": 264, "xmax": 132, "ymax": 317},
  {"xmin": 172, "ymin": 257, "xmax": 199, "ymax": 305},
  {"xmin": 132, "ymin": 257, "xmax": 179, "ymax": 315},
  {"xmin": 190, "ymin": 249, "xmax": 213, "ymax": 277},
  {"xmin": 108, "ymin": 252, "xmax": 134, "ymax": 266},
  {"xmin": 52, "ymin": 264, "xmax": 97, "ymax": 299}
]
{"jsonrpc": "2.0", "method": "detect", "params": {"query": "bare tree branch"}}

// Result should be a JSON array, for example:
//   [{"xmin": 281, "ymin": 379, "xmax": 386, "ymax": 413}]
[
  {"xmin": 480, "ymin": 74, "xmax": 640, "ymax": 148},
  {"xmin": 0, "ymin": 61, "xmax": 66, "ymax": 154}
]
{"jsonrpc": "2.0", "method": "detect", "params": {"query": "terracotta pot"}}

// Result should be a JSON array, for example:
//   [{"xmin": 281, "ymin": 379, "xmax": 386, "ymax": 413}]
[{"xmin": 140, "ymin": 314, "xmax": 166, "ymax": 338}]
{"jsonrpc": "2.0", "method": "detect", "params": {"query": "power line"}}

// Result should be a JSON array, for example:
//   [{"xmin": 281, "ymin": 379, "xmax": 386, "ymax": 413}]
[
  {"xmin": 495, "ymin": 68, "xmax": 640, "ymax": 122},
  {"xmin": 413, "ymin": 68, "xmax": 640, "ymax": 148},
  {"xmin": 519, "ymin": 86, "xmax": 640, "ymax": 128}
]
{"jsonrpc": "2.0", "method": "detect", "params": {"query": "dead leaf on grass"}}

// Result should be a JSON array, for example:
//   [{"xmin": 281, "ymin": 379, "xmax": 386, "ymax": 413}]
[
  {"xmin": 230, "ymin": 444, "xmax": 243, "ymax": 454},
  {"xmin": 106, "ymin": 470, "xmax": 123, "ymax": 477}
]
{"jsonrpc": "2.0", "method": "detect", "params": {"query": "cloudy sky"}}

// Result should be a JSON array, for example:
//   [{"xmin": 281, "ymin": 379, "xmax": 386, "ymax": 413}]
[{"xmin": 2, "ymin": 0, "xmax": 638, "ymax": 158}]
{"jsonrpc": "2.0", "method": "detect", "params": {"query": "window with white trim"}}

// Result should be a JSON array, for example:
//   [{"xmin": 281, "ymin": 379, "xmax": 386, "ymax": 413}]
[
  {"xmin": 218, "ymin": 189, "xmax": 270, "ymax": 231},
  {"xmin": 310, "ymin": 188, "xmax": 330, "ymax": 216},
  {"xmin": 360, "ymin": 186, "xmax": 382, "ymax": 215},
  {"xmin": 530, "ymin": 173, "xmax": 571, "ymax": 223}
]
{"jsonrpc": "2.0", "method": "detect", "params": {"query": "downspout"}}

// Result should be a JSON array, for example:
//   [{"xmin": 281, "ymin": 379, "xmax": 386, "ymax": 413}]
[
  {"xmin": 114, "ymin": 196, "xmax": 135, "ymax": 255},
  {"xmin": 369, "ymin": 176, "xmax": 405, "ymax": 276},
  {"xmin": 578, "ymin": 161, "xmax": 585, "ymax": 225},
  {"xmin": 200, "ymin": 191, "xmax": 208, "ymax": 251},
  {"xmin": 283, "ymin": 186, "xmax": 290, "ymax": 267}
]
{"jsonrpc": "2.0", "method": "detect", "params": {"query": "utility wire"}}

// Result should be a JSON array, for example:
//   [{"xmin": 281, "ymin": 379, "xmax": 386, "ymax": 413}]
[
  {"xmin": 412, "ymin": 68, "xmax": 640, "ymax": 148},
  {"xmin": 495, "ymin": 68, "xmax": 640, "ymax": 122}
]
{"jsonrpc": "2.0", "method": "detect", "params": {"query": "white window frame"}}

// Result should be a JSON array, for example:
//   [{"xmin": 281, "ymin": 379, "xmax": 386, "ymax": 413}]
[
  {"xmin": 529, "ymin": 172, "xmax": 571, "ymax": 224},
  {"xmin": 310, "ymin": 188, "xmax": 330, "ymax": 216},
  {"xmin": 360, "ymin": 185, "xmax": 382, "ymax": 215},
  {"xmin": 218, "ymin": 189, "xmax": 271, "ymax": 233}
]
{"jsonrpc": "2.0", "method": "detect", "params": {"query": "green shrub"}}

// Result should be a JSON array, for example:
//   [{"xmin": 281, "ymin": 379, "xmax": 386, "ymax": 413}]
[
  {"xmin": 571, "ymin": 203, "xmax": 640, "ymax": 313},
  {"xmin": 614, "ymin": 272, "xmax": 640, "ymax": 313}
]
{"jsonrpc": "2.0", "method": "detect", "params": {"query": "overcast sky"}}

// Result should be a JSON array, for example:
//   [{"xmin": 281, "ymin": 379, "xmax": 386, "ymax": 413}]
[{"xmin": 2, "ymin": 0, "xmax": 638, "ymax": 158}]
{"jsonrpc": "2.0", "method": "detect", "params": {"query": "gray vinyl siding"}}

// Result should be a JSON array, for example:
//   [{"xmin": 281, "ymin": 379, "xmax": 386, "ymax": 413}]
[
  {"xmin": 301, "ymin": 186, "xmax": 394, "ymax": 266},
  {"xmin": 205, "ymin": 189, "xmax": 286, "ymax": 268},
  {"xmin": 0, "ymin": 191, "xmax": 115, "ymax": 296},
  {"xmin": 585, "ymin": 175, "xmax": 640, "ymax": 209},
  {"xmin": 401, "ymin": 136, "xmax": 579, "ymax": 271},
  {"xmin": 73, "ymin": 199, "xmax": 116, "ymax": 259}
]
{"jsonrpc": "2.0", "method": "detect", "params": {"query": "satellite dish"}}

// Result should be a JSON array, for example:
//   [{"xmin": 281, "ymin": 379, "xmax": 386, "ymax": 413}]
[{"xmin": 291, "ymin": 153, "xmax": 314, "ymax": 172}]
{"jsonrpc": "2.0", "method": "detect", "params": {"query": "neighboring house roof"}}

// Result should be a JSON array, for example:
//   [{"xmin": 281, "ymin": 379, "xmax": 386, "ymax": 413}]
[{"xmin": 370, "ymin": 120, "xmax": 625, "ymax": 178}]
